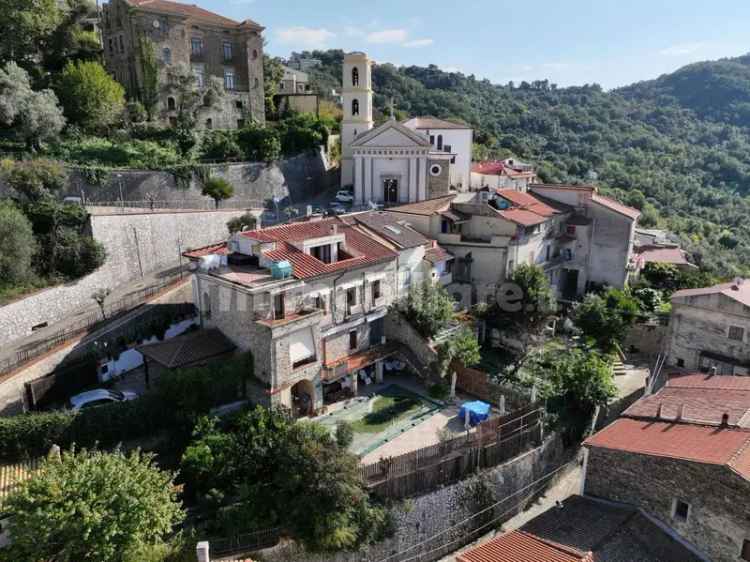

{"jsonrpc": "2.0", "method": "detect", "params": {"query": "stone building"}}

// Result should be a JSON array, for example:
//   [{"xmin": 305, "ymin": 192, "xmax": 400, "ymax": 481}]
[
  {"xmin": 101, "ymin": 0, "xmax": 265, "ymax": 128},
  {"xmin": 383, "ymin": 184, "xmax": 639, "ymax": 305},
  {"xmin": 667, "ymin": 279, "xmax": 750, "ymax": 375},
  {"xmin": 583, "ymin": 417, "xmax": 750, "ymax": 562},
  {"xmin": 184, "ymin": 216, "xmax": 439, "ymax": 414}
]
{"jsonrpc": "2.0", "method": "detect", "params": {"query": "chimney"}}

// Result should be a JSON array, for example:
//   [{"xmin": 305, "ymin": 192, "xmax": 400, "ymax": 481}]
[
  {"xmin": 330, "ymin": 224, "xmax": 338, "ymax": 235},
  {"xmin": 656, "ymin": 402, "xmax": 663, "ymax": 419},
  {"xmin": 710, "ymin": 366, "xmax": 718, "ymax": 376},
  {"xmin": 721, "ymin": 412, "xmax": 730, "ymax": 427},
  {"xmin": 677, "ymin": 404, "xmax": 685, "ymax": 421}
]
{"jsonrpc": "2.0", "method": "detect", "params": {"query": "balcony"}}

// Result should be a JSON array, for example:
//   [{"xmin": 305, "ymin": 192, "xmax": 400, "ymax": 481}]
[{"xmin": 346, "ymin": 303, "xmax": 363, "ymax": 318}]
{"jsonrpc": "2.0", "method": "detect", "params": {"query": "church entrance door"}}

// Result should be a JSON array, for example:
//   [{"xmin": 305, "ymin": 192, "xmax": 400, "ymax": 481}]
[{"xmin": 384, "ymin": 178, "xmax": 399, "ymax": 204}]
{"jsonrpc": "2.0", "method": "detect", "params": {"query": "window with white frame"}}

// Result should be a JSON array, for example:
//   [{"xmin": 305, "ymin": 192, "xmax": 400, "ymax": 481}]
[
  {"xmin": 192, "ymin": 64, "xmax": 205, "ymax": 87},
  {"xmin": 224, "ymin": 68, "xmax": 235, "ymax": 90},
  {"xmin": 191, "ymin": 37, "xmax": 203, "ymax": 56},
  {"xmin": 223, "ymin": 41, "xmax": 233, "ymax": 61}
]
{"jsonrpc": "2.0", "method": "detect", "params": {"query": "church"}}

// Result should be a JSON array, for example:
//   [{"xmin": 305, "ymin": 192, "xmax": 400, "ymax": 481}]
[{"xmin": 340, "ymin": 52, "xmax": 474, "ymax": 207}]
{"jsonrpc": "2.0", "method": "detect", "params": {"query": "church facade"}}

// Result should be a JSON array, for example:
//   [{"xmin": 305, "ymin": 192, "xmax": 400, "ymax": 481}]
[{"xmin": 340, "ymin": 52, "xmax": 472, "ymax": 207}]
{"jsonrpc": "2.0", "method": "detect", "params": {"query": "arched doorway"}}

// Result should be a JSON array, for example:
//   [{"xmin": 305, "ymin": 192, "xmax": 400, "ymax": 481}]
[{"xmin": 291, "ymin": 379, "xmax": 315, "ymax": 417}]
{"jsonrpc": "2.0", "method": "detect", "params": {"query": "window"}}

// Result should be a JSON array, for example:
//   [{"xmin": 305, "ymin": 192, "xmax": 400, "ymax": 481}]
[
  {"xmin": 315, "ymin": 295, "xmax": 325, "ymax": 311},
  {"xmin": 252, "ymin": 49, "xmax": 258, "ymax": 60},
  {"xmin": 224, "ymin": 68, "xmax": 235, "ymax": 90},
  {"xmin": 430, "ymin": 164, "xmax": 442, "ymax": 176},
  {"xmin": 677, "ymin": 358, "xmax": 685, "ymax": 367},
  {"xmin": 169, "ymin": 116, "xmax": 177, "ymax": 127},
  {"xmin": 437, "ymin": 135, "xmax": 443, "ymax": 150},
  {"xmin": 741, "ymin": 539, "xmax": 750, "ymax": 561},
  {"xmin": 223, "ymin": 41, "xmax": 233, "ymax": 61},
  {"xmin": 162, "ymin": 47, "xmax": 171, "ymax": 64},
  {"xmin": 346, "ymin": 287, "xmax": 357, "ymax": 308},
  {"xmin": 254, "ymin": 77, "xmax": 259, "ymax": 88},
  {"xmin": 191, "ymin": 37, "xmax": 203, "ymax": 55},
  {"xmin": 274, "ymin": 293, "xmax": 285, "ymax": 319},
  {"xmin": 672, "ymin": 499, "xmax": 690, "ymax": 522},
  {"xmin": 352, "ymin": 99, "xmax": 359, "ymax": 116},
  {"xmin": 444, "ymin": 144, "xmax": 452, "ymax": 153},
  {"xmin": 205, "ymin": 118, "xmax": 213, "ymax": 130},
  {"xmin": 235, "ymin": 100, "xmax": 243, "ymax": 109},
  {"xmin": 349, "ymin": 330, "xmax": 358, "ymax": 351},
  {"xmin": 729, "ymin": 325, "xmax": 745, "ymax": 341},
  {"xmin": 430, "ymin": 135, "xmax": 435, "ymax": 145},
  {"xmin": 508, "ymin": 259, "xmax": 514, "ymax": 274},
  {"xmin": 167, "ymin": 97, "xmax": 176, "ymax": 111},
  {"xmin": 237, "ymin": 119, "xmax": 245, "ymax": 128},
  {"xmin": 372, "ymin": 280, "xmax": 381, "ymax": 301},
  {"xmin": 108, "ymin": 38, "xmax": 113, "ymax": 54},
  {"xmin": 545, "ymin": 246, "xmax": 550, "ymax": 261},
  {"xmin": 192, "ymin": 64, "xmax": 205, "ymax": 87},
  {"xmin": 311, "ymin": 244, "xmax": 332, "ymax": 264},
  {"xmin": 352, "ymin": 66, "xmax": 359, "ymax": 86},
  {"xmin": 119, "ymin": 35, "xmax": 124, "ymax": 53}
]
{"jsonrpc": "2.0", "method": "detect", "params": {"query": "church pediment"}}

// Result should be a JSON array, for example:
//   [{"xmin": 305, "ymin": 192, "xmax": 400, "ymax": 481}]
[{"xmin": 352, "ymin": 120, "xmax": 431, "ymax": 148}]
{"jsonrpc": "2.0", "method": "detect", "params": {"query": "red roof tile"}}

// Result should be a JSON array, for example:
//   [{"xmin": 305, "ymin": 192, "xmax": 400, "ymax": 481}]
[
  {"xmin": 424, "ymin": 244, "xmax": 452, "ymax": 264},
  {"xmin": 183, "ymin": 242, "xmax": 230, "ymax": 259},
  {"xmin": 456, "ymin": 531, "xmax": 592, "ymax": 562},
  {"xmin": 472, "ymin": 161, "xmax": 535, "ymax": 177},
  {"xmin": 241, "ymin": 218, "xmax": 396, "ymax": 280},
  {"xmin": 127, "ymin": 0, "xmax": 263, "ymax": 28},
  {"xmin": 667, "ymin": 373, "xmax": 750, "ymax": 391},
  {"xmin": 497, "ymin": 208, "xmax": 548, "ymax": 227},
  {"xmin": 385, "ymin": 195, "xmax": 456, "ymax": 216},
  {"xmin": 672, "ymin": 279, "xmax": 750, "ymax": 308},
  {"xmin": 591, "ymin": 193, "xmax": 640, "ymax": 220},
  {"xmin": 497, "ymin": 189, "xmax": 560, "ymax": 218},
  {"xmin": 636, "ymin": 246, "xmax": 692, "ymax": 267},
  {"xmin": 584, "ymin": 418, "xmax": 750, "ymax": 479}
]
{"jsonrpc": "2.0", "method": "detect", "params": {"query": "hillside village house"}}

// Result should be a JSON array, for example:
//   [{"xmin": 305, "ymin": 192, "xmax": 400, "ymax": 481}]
[
  {"xmin": 184, "ymin": 215, "xmax": 452, "ymax": 414},
  {"xmin": 101, "ymin": 0, "xmax": 265, "ymax": 128},
  {"xmin": 470, "ymin": 159, "xmax": 538, "ymax": 191},
  {"xmin": 340, "ymin": 52, "xmax": 474, "ymax": 200},
  {"xmin": 582, "ymin": 374, "xmax": 750, "ymax": 562},
  {"xmin": 667, "ymin": 279, "xmax": 750, "ymax": 375},
  {"xmin": 384, "ymin": 184, "xmax": 640, "ymax": 304}
]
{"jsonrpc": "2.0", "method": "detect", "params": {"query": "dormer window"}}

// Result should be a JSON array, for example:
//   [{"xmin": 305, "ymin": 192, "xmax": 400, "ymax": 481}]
[{"xmin": 311, "ymin": 244, "xmax": 332, "ymax": 264}]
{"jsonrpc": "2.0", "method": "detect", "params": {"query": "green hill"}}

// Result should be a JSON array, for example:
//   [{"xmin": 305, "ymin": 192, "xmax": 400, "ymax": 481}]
[{"xmin": 296, "ymin": 49, "xmax": 750, "ymax": 277}]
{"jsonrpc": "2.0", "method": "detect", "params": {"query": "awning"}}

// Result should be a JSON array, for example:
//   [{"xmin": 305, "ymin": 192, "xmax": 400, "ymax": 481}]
[{"xmin": 289, "ymin": 328, "xmax": 316, "ymax": 364}]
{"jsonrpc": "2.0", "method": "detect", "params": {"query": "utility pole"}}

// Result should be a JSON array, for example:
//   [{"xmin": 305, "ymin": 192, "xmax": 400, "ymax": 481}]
[
  {"xmin": 177, "ymin": 236, "xmax": 183, "ymax": 279},
  {"xmin": 132, "ymin": 226, "xmax": 144, "ymax": 279}
]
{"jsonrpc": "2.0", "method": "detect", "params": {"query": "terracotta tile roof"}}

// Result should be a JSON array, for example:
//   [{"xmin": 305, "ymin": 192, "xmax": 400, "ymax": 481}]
[
  {"xmin": 591, "ymin": 193, "xmax": 641, "ymax": 220},
  {"xmin": 423, "ymin": 244, "xmax": 453, "ymax": 264},
  {"xmin": 584, "ymin": 418, "xmax": 750, "ymax": 479},
  {"xmin": 529, "ymin": 183, "xmax": 596, "ymax": 193},
  {"xmin": 472, "ymin": 161, "xmax": 534, "ymax": 177},
  {"xmin": 404, "ymin": 116, "xmax": 472, "ymax": 130},
  {"xmin": 497, "ymin": 208, "xmax": 548, "ymax": 227},
  {"xmin": 127, "ymin": 0, "xmax": 263, "ymax": 29},
  {"xmin": 183, "ymin": 242, "xmax": 230, "ymax": 260},
  {"xmin": 385, "ymin": 195, "xmax": 456, "ymax": 216},
  {"xmin": 137, "ymin": 329, "xmax": 236, "ymax": 369},
  {"xmin": 666, "ymin": 372, "xmax": 750, "ymax": 391},
  {"xmin": 623, "ymin": 383, "xmax": 750, "ymax": 427},
  {"xmin": 672, "ymin": 279, "xmax": 750, "ymax": 308},
  {"xmin": 456, "ymin": 530, "xmax": 592, "ymax": 562},
  {"xmin": 635, "ymin": 246, "xmax": 692, "ymax": 267},
  {"xmin": 497, "ymin": 189, "xmax": 560, "ymax": 218},
  {"xmin": 241, "ymin": 218, "xmax": 396, "ymax": 280}
]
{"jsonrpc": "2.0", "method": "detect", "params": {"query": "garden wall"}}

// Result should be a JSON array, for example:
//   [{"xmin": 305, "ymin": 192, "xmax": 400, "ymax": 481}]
[
  {"xmin": 0, "ymin": 209, "xmax": 239, "ymax": 347},
  {"xmin": 384, "ymin": 312, "xmax": 439, "ymax": 372},
  {"xmin": 62, "ymin": 149, "xmax": 336, "ymax": 207},
  {"xmin": 239, "ymin": 435, "xmax": 566, "ymax": 562}
]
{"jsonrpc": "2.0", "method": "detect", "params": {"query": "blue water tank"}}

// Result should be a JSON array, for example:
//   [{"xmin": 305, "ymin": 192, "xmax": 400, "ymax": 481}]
[
  {"xmin": 496, "ymin": 198, "xmax": 510, "ymax": 209},
  {"xmin": 270, "ymin": 260, "xmax": 293, "ymax": 279}
]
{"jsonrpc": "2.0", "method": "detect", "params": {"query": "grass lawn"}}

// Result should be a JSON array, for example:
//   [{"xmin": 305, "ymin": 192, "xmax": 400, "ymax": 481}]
[{"xmin": 351, "ymin": 388, "xmax": 423, "ymax": 434}]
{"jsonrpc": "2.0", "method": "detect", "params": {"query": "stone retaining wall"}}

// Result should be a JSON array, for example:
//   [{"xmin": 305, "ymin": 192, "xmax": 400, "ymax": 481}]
[
  {"xmin": 0, "ymin": 209, "xmax": 242, "ymax": 347},
  {"xmin": 241, "ymin": 435, "xmax": 566, "ymax": 562}
]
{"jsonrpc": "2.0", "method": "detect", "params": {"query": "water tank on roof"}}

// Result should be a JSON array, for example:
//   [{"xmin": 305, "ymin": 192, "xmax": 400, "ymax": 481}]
[
  {"xmin": 270, "ymin": 260, "xmax": 293, "ymax": 280},
  {"xmin": 496, "ymin": 198, "xmax": 510, "ymax": 209}
]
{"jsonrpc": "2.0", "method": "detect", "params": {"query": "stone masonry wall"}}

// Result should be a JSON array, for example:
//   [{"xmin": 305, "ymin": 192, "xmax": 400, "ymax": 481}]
[
  {"xmin": 0, "ymin": 209, "xmax": 244, "ymax": 347},
  {"xmin": 58, "ymin": 151, "xmax": 333, "ymax": 209},
  {"xmin": 384, "ymin": 310, "xmax": 439, "ymax": 370},
  {"xmin": 247, "ymin": 435, "xmax": 565, "ymax": 562},
  {"xmin": 585, "ymin": 447, "xmax": 750, "ymax": 562}
]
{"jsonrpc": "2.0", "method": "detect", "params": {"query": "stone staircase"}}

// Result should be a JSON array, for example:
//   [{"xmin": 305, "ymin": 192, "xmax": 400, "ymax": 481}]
[{"xmin": 612, "ymin": 359, "xmax": 628, "ymax": 376}]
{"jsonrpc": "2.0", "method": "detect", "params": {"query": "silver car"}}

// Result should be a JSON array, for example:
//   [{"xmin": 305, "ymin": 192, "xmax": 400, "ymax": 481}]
[{"xmin": 69, "ymin": 389, "xmax": 138, "ymax": 410}]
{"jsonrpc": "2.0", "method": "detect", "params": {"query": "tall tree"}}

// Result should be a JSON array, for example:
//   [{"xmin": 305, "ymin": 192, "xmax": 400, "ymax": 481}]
[
  {"xmin": 0, "ymin": 201, "xmax": 37, "ymax": 286},
  {"xmin": 0, "ymin": 0, "xmax": 62, "ymax": 73},
  {"xmin": 1, "ymin": 448, "xmax": 184, "ymax": 562},
  {"xmin": 138, "ymin": 36, "xmax": 160, "ymax": 121},
  {"xmin": 0, "ymin": 62, "xmax": 65, "ymax": 150},
  {"xmin": 56, "ymin": 60, "xmax": 125, "ymax": 132},
  {"xmin": 263, "ymin": 55, "xmax": 285, "ymax": 120}
]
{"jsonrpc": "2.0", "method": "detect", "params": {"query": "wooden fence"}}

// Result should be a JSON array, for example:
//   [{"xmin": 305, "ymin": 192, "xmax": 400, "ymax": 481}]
[
  {"xmin": 0, "ymin": 272, "xmax": 189, "ymax": 380},
  {"xmin": 360, "ymin": 405, "xmax": 544, "ymax": 499}
]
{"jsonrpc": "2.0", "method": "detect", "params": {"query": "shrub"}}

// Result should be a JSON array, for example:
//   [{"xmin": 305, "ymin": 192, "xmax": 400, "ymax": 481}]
[
  {"xmin": 0, "ymin": 201, "xmax": 37, "ymax": 285},
  {"xmin": 277, "ymin": 113, "xmax": 330, "ymax": 156},
  {"xmin": 335, "ymin": 420, "xmax": 354, "ymax": 449},
  {"xmin": 227, "ymin": 212, "xmax": 257, "ymax": 234},
  {"xmin": 200, "ymin": 130, "xmax": 242, "ymax": 161},
  {"xmin": 1, "ymin": 158, "xmax": 67, "ymax": 203},
  {"xmin": 56, "ymin": 60, "xmax": 125, "ymax": 132},
  {"xmin": 428, "ymin": 382, "xmax": 450, "ymax": 401},
  {"xmin": 403, "ymin": 281, "xmax": 455, "ymax": 338},
  {"xmin": 237, "ymin": 124, "xmax": 281, "ymax": 162},
  {"xmin": 48, "ymin": 136, "xmax": 182, "ymax": 169}
]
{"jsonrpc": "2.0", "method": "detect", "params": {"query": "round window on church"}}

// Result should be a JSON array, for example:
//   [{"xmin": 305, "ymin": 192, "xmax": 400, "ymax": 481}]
[{"xmin": 430, "ymin": 164, "xmax": 442, "ymax": 176}]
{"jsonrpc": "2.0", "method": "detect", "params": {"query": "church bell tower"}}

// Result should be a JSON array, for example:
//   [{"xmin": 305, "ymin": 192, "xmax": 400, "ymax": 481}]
[{"xmin": 341, "ymin": 52, "xmax": 374, "ymax": 188}]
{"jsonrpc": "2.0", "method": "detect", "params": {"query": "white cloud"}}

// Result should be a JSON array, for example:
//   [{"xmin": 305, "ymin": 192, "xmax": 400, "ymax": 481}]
[
  {"xmin": 659, "ymin": 42, "xmax": 706, "ymax": 56},
  {"xmin": 366, "ymin": 29, "xmax": 409, "ymax": 44},
  {"xmin": 276, "ymin": 27, "xmax": 335, "ymax": 49},
  {"xmin": 403, "ymin": 38, "xmax": 433, "ymax": 48}
]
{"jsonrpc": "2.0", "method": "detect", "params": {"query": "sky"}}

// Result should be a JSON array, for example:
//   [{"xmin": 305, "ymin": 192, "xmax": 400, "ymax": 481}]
[{"xmin": 200, "ymin": 0, "xmax": 750, "ymax": 89}]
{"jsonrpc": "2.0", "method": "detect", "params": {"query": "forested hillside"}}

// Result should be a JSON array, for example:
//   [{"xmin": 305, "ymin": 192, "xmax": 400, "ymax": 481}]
[{"xmin": 299, "ymin": 49, "xmax": 750, "ymax": 277}]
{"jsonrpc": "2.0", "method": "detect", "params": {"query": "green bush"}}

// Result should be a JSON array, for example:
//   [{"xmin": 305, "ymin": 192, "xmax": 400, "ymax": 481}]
[
  {"xmin": 335, "ymin": 420, "xmax": 354, "ymax": 449},
  {"xmin": 428, "ymin": 383, "xmax": 450, "ymax": 401},
  {"xmin": 276, "ymin": 113, "xmax": 331, "ymax": 156},
  {"xmin": 56, "ymin": 60, "xmax": 125, "ymax": 132},
  {"xmin": 47, "ymin": 136, "xmax": 182, "ymax": 169},
  {"xmin": 200, "ymin": 130, "xmax": 242, "ymax": 161},
  {"xmin": 237, "ymin": 124, "xmax": 281, "ymax": 162}
]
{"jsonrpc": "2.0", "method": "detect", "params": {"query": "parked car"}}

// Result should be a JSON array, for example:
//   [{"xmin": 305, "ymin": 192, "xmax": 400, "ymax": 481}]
[
  {"xmin": 69, "ymin": 389, "xmax": 138, "ymax": 410},
  {"xmin": 335, "ymin": 190, "xmax": 355, "ymax": 203},
  {"xmin": 329, "ymin": 203, "xmax": 348, "ymax": 215}
]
